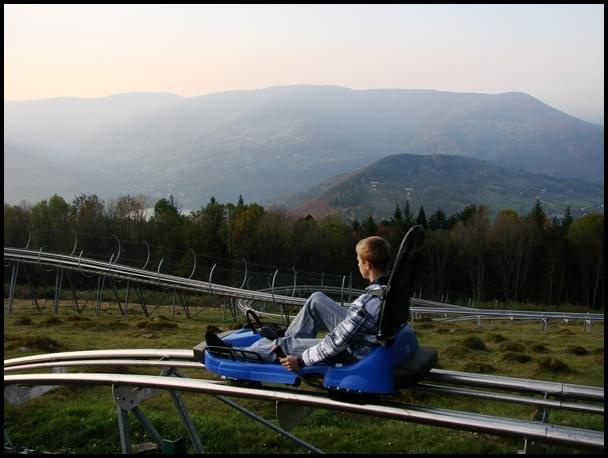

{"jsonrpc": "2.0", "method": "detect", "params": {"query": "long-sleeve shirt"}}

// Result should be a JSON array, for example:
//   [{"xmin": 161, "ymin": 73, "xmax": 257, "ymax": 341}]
[{"xmin": 301, "ymin": 277, "xmax": 387, "ymax": 367}]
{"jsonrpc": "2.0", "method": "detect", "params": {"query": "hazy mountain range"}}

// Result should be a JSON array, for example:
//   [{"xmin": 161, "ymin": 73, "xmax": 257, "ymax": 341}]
[
  {"xmin": 291, "ymin": 153, "xmax": 604, "ymax": 220},
  {"xmin": 4, "ymin": 85, "xmax": 604, "ymax": 215}
]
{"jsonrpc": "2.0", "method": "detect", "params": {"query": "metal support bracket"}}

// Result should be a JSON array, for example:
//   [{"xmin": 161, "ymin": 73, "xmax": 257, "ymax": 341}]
[
  {"xmin": 112, "ymin": 367, "xmax": 204, "ymax": 454},
  {"xmin": 519, "ymin": 393, "xmax": 549, "ymax": 454}
]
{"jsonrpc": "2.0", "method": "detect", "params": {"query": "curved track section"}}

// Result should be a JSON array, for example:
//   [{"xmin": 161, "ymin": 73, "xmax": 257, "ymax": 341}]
[
  {"xmin": 6, "ymin": 247, "xmax": 604, "ymax": 326},
  {"xmin": 4, "ymin": 349, "xmax": 604, "ymax": 452}
]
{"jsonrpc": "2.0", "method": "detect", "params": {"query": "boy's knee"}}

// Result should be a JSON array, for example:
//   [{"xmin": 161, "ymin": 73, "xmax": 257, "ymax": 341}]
[
  {"xmin": 308, "ymin": 291, "xmax": 326, "ymax": 307},
  {"xmin": 307, "ymin": 291, "xmax": 329, "ymax": 314},
  {"xmin": 310, "ymin": 291, "xmax": 327, "ymax": 302}
]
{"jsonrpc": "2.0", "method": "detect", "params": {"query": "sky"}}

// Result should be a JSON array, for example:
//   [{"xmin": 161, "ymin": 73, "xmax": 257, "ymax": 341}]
[{"xmin": 3, "ymin": 4, "xmax": 604, "ymax": 124}]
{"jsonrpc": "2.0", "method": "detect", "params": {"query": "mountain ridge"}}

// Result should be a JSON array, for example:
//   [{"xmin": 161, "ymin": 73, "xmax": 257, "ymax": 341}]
[
  {"xmin": 291, "ymin": 153, "xmax": 604, "ymax": 220},
  {"xmin": 4, "ymin": 85, "xmax": 604, "ymax": 207}
]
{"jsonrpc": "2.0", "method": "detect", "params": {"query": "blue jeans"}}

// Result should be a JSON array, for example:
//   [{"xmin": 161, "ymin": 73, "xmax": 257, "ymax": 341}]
[{"xmin": 245, "ymin": 292, "xmax": 347, "ymax": 362}]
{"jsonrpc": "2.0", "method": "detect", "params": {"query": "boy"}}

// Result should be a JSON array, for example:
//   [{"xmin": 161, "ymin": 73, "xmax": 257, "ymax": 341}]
[{"xmin": 206, "ymin": 235, "xmax": 391, "ymax": 372}]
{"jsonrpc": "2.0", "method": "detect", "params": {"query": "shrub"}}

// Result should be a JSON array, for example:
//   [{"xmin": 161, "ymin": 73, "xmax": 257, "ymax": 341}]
[
  {"xmin": 13, "ymin": 316, "xmax": 32, "ymax": 326},
  {"xmin": 498, "ymin": 342, "xmax": 525, "ymax": 352},
  {"xmin": 565, "ymin": 345, "xmax": 588, "ymax": 355},
  {"xmin": 500, "ymin": 352, "xmax": 533, "ymax": 363},
  {"xmin": 460, "ymin": 336, "xmax": 486, "ymax": 351},
  {"xmin": 536, "ymin": 357, "xmax": 569, "ymax": 372},
  {"xmin": 529, "ymin": 343, "xmax": 548, "ymax": 353},
  {"xmin": 487, "ymin": 333, "xmax": 506, "ymax": 343}
]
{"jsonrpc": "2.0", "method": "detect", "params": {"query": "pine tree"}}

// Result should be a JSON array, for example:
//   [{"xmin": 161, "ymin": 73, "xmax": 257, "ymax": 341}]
[
  {"xmin": 360, "ymin": 213, "xmax": 378, "ymax": 237},
  {"xmin": 416, "ymin": 206, "xmax": 428, "ymax": 228},
  {"xmin": 403, "ymin": 201, "xmax": 414, "ymax": 228},
  {"xmin": 428, "ymin": 208, "xmax": 446, "ymax": 230}
]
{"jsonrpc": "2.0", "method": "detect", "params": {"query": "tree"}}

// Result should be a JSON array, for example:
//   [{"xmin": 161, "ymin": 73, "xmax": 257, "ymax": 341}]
[
  {"xmin": 319, "ymin": 214, "xmax": 356, "ymax": 275},
  {"xmin": 428, "ymin": 208, "xmax": 447, "ymax": 230},
  {"xmin": 4, "ymin": 203, "xmax": 32, "ymax": 248},
  {"xmin": 187, "ymin": 197, "xmax": 227, "ymax": 258},
  {"xmin": 392, "ymin": 204, "xmax": 403, "ymax": 226},
  {"xmin": 402, "ymin": 201, "xmax": 414, "ymax": 230},
  {"xmin": 71, "ymin": 194, "xmax": 106, "ymax": 236},
  {"xmin": 450, "ymin": 205, "xmax": 490, "ymax": 303},
  {"xmin": 291, "ymin": 215, "xmax": 332, "ymax": 272},
  {"xmin": 523, "ymin": 199, "xmax": 549, "ymax": 302},
  {"xmin": 528, "ymin": 199, "xmax": 548, "ymax": 233},
  {"xmin": 567, "ymin": 213, "xmax": 604, "ymax": 308},
  {"xmin": 31, "ymin": 194, "xmax": 72, "ymax": 252},
  {"xmin": 229, "ymin": 202, "xmax": 265, "ymax": 259},
  {"xmin": 490, "ymin": 209, "xmax": 531, "ymax": 302},
  {"xmin": 254, "ymin": 209, "xmax": 292, "ymax": 267},
  {"xmin": 425, "ymin": 228, "xmax": 453, "ymax": 297},
  {"xmin": 107, "ymin": 194, "xmax": 150, "ymax": 241},
  {"xmin": 416, "ymin": 206, "xmax": 428, "ymax": 228},
  {"xmin": 147, "ymin": 196, "xmax": 185, "ymax": 270},
  {"xmin": 360, "ymin": 213, "xmax": 378, "ymax": 237}
]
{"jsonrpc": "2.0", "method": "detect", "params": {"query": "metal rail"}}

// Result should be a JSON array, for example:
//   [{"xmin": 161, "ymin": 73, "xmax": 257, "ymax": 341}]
[
  {"xmin": 5, "ymin": 248, "xmax": 604, "ymax": 325},
  {"xmin": 4, "ymin": 349, "xmax": 603, "ymax": 414},
  {"xmin": 4, "ymin": 359, "xmax": 603, "ymax": 416},
  {"xmin": 4, "ymin": 371, "xmax": 603, "ymax": 451}
]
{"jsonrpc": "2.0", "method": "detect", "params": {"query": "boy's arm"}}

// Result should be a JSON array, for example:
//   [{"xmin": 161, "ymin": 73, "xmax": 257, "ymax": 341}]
[{"xmin": 301, "ymin": 296, "xmax": 374, "ymax": 366}]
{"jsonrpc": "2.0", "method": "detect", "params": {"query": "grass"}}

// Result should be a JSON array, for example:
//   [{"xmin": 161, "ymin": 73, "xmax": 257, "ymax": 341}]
[{"xmin": 4, "ymin": 298, "xmax": 604, "ymax": 454}]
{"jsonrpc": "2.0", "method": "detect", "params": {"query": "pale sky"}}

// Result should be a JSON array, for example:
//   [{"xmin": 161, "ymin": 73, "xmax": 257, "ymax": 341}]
[{"xmin": 4, "ymin": 4, "xmax": 604, "ymax": 123}]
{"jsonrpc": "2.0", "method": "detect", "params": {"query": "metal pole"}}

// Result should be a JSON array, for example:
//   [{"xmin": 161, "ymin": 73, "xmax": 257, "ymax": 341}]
[
  {"xmin": 116, "ymin": 405, "xmax": 132, "ymax": 454},
  {"xmin": 8, "ymin": 263, "xmax": 18, "ymax": 313},
  {"xmin": 214, "ymin": 395, "xmax": 323, "ymax": 454}
]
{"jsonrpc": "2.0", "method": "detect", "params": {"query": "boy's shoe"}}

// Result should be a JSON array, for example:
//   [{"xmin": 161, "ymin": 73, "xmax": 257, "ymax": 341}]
[{"xmin": 205, "ymin": 331, "xmax": 232, "ymax": 348}]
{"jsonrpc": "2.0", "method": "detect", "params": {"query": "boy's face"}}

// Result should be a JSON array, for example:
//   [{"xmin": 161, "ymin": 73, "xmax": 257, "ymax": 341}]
[{"xmin": 357, "ymin": 254, "xmax": 371, "ymax": 280}]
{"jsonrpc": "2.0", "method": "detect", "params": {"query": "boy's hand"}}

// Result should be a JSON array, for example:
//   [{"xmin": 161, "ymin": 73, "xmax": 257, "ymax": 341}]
[{"xmin": 279, "ymin": 355, "xmax": 301, "ymax": 372}]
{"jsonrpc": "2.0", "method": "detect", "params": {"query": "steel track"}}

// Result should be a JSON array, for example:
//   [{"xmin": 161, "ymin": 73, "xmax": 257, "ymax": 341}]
[
  {"xmin": 5, "ymin": 247, "xmax": 604, "ymax": 324},
  {"xmin": 3, "ymin": 349, "xmax": 604, "ymax": 451}
]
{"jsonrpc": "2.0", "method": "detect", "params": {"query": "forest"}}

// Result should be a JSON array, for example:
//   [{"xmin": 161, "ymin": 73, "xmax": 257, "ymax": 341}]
[{"xmin": 3, "ymin": 193, "xmax": 604, "ymax": 309}]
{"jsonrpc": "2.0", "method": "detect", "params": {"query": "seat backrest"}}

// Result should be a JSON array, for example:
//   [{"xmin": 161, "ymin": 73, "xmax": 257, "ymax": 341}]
[{"xmin": 376, "ymin": 225, "xmax": 425, "ymax": 343}]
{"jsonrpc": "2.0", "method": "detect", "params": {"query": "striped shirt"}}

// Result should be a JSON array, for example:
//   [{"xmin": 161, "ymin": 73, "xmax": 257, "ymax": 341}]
[{"xmin": 301, "ymin": 278, "xmax": 387, "ymax": 367}]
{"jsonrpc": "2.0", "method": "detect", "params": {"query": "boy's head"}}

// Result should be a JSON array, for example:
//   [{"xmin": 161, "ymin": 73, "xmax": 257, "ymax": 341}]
[{"xmin": 356, "ymin": 236, "xmax": 391, "ymax": 272}]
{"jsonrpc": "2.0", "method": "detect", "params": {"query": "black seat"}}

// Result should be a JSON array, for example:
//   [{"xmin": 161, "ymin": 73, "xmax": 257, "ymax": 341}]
[
  {"xmin": 376, "ymin": 225, "xmax": 438, "ymax": 388},
  {"xmin": 377, "ymin": 225, "xmax": 425, "ymax": 342}
]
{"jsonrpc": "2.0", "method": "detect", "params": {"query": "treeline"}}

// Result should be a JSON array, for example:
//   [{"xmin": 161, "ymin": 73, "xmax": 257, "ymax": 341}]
[{"xmin": 4, "ymin": 193, "xmax": 604, "ymax": 308}]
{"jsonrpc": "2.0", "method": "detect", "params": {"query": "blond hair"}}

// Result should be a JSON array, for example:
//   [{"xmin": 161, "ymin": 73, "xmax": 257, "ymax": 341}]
[{"xmin": 356, "ymin": 236, "xmax": 391, "ymax": 271}]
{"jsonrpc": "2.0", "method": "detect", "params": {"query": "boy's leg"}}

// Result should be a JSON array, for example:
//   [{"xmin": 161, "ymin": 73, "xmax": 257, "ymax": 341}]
[
  {"xmin": 284, "ymin": 292, "xmax": 347, "ymax": 338},
  {"xmin": 245, "ymin": 337, "xmax": 320, "ymax": 362},
  {"xmin": 242, "ymin": 292, "xmax": 346, "ymax": 363}
]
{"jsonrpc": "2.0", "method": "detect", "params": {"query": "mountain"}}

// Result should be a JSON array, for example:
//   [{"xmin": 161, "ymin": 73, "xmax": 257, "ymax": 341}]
[
  {"xmin": 3, "ymin": 92, "xmax": 184, "ymax": 157},
  {"xmin": 3, "ymin": 86, "xmax": 604, "ymax": 207},
  {"xmin": 291, "ymin": 154, "xmax": 604, "ymax": 220},
  {"xmin": 3, "ymin": 143, "xmax": 117, "ymax": 204}
]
